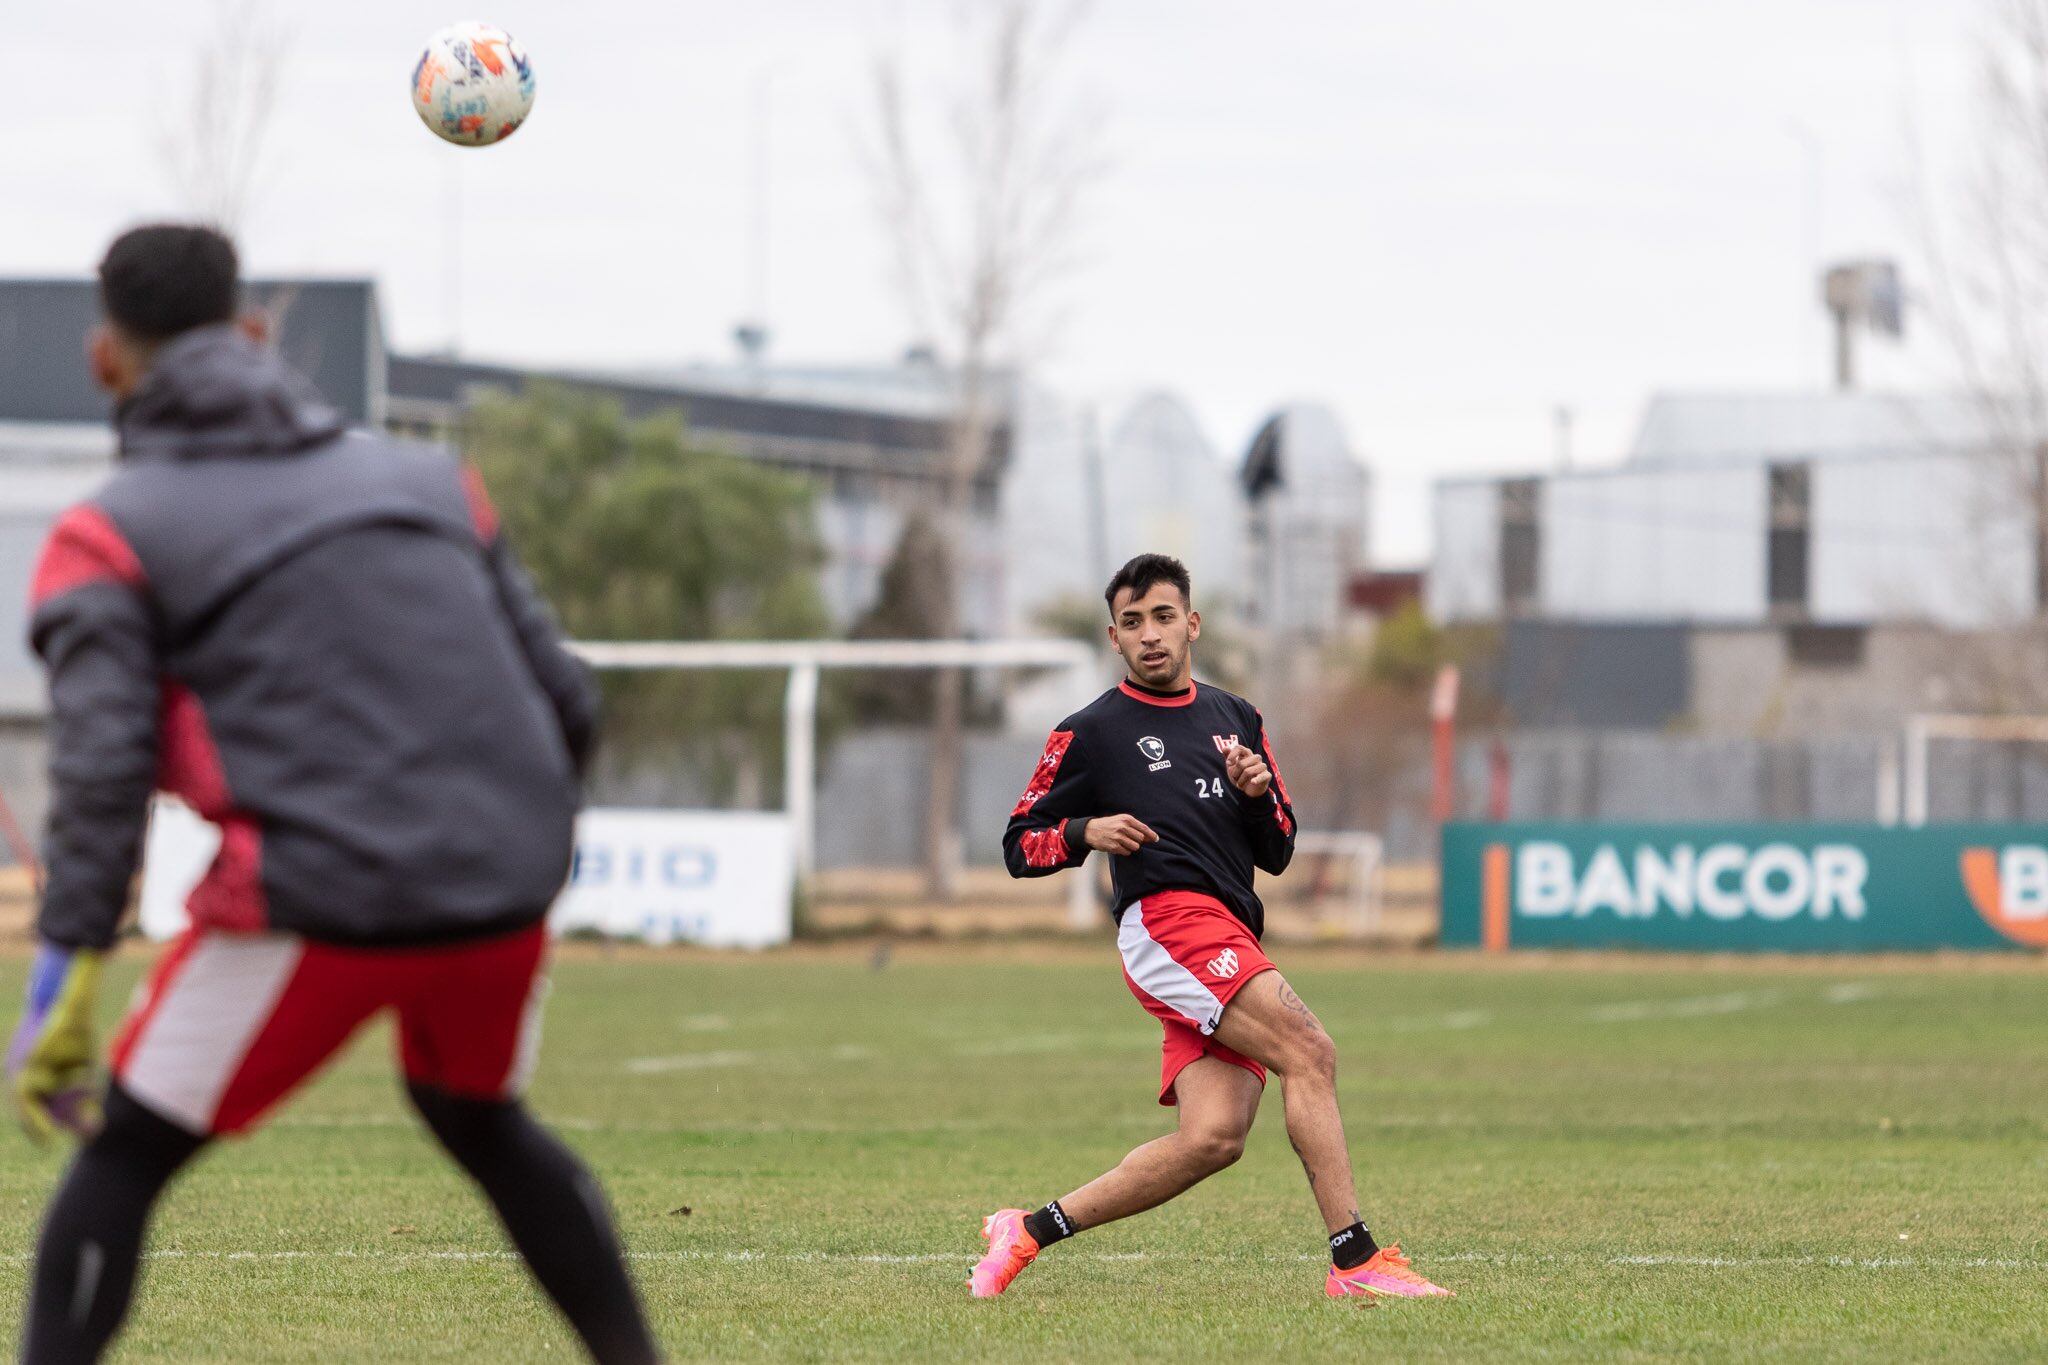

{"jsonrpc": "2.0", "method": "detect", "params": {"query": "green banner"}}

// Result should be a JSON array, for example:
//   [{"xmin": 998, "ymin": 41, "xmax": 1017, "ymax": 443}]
[{"xmin": 1441, "ymin": 823, "xmax": 2048, "ymax": 952}]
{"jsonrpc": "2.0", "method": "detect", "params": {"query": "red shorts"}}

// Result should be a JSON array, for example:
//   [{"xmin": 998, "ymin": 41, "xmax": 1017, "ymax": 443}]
[
  {"xmin": 1116, "ymin": 890, "xmax": 1274, "ymax": 1106},
  {"xmin": 109, "ymin": 923, "xmax": 550, "ymax": 1136}
]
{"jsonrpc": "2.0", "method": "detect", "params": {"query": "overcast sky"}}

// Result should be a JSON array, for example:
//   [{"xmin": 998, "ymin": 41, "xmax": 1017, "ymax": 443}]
[{"xmin": 0, "ymin": 1, "xmax": 1988, "ymax": 562}]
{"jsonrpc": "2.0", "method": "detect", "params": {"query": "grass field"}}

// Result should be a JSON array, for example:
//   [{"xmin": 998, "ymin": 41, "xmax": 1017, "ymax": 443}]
[{"xmin": 0, "ymin": 942, "xmax": 2044, "ymax": 1362}]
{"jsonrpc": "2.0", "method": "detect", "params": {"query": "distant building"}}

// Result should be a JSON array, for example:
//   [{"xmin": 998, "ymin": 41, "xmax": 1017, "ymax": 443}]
[
  {"xmin": 0, "ymin": 280, "xmax": 1007, "ymax": 711},
  {"xmin": 1000, "ymin": 389, "xmax": 1246, "ymax": 630},
  {"xmin": 1428, "ymin": 390, "xmax": 2045, "ymax": 733},
  {"xmin": 1242, "ymin": 403, "xmax": 1373, "ymax": 640},
  {"xmin": 1432, "ymin": 391, "xmax": 2031, "ymax": 629},
  {"xmin": 0, "ymin": 276, "xmax": 1375, "ymax": 728},
  {"xmin": 388, "ymin": 351, "xmax": 1006, "ymax": 628}
]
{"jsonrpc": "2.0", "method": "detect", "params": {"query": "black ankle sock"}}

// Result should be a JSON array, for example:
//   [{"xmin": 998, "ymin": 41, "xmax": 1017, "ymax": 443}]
[
  {"xmin": 1022, "ymin": 1201, "xmax": 1075, "ymax": 1248},
  {"xmin": 1330, "ymin": 1222, "xmax": 1379, "ymax": 1269}
]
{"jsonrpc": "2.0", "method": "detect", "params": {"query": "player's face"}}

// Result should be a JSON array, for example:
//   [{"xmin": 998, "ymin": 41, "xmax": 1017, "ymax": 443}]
[{"xmin": 1108, "ymin": 583, "xmax": 1200, "ymax": 690}]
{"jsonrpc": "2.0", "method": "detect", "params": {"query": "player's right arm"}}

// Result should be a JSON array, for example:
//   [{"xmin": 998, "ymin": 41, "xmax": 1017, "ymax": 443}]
[
  {"xmin": 10, "ymin": 505, "xmax": 157, "ymax": 1140},
  {"xmin": 1002, "ymin": 722, "xmax": 1160, "ymax": 876},
  {"xmin": 29, "ymin": 506, "xmax": 160, "ymax": 952}
]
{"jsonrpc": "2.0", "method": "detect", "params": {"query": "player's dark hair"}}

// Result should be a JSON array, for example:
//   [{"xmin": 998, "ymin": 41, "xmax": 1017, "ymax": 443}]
[
  {"xmin": 97, "ymin": 224, "xmax": 241, "ymax": 343},
  {"xmin": 1105, "ymin": 553, "xmax": 1192, "ymax": 614}
]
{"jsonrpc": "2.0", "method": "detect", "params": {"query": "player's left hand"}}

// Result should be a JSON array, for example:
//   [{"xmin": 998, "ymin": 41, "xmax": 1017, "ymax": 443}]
[
  {"xmin": 1225, "ymin": 743, "xmax": 1271, "ymax": 798},
  {"xmin": 7, "ymin": 942, "xmax": 104, "ymax": 1145}
]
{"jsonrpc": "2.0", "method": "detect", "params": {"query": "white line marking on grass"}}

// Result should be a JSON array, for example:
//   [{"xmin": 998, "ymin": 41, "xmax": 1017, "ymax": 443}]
[
  {"xmin": 8, "ymin": 1249, "xmax": 2034, "ymax": 1271},
  {"xmin": 623, "ymin": 1051, "xmax": 757, "ymax": 1074},
  {"xmin": 1590, "ymin": 983, "xmax": 1893, "ymax": 1025},
  {"xmin": 274, "ymin": 1115, "xmax": 1052, "ymax": 1135},
  {"xmin": 953, "ymin": 1033, "xmax": 1149, "ymax": 1057},
  {"xmin": 1385, "ymin": 1010, "xmax": 1493, "ymax": 1033},
  {"xmin": 1589, "ymin": 991, "xmax": 1780, "ymax": 1023},
  {"xmin": 1432, "ymin": 1251, "xmax": 2048, "ymax": 1270}
]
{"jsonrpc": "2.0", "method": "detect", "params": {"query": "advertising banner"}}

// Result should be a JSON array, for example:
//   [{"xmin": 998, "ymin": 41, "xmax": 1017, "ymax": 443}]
[
  {"xmin": 551, "ymin": 808, "xmax": 793, "ymax": 948},
  {"xmin": 140, "ymin": 802, "xmax": 795, "ymax": 948},
  {"xmin": 1441, "ymin": 822, "xmax": 2048, "ymax": 952}
]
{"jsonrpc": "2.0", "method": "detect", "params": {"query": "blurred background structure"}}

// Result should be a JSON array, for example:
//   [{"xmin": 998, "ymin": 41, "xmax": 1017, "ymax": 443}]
[{"xmin": 4, "ymin": 0, "xmax": 2048, "ymax": 947}]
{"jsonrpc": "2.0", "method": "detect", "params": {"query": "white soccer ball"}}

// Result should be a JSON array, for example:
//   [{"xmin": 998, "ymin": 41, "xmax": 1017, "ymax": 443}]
[{"xmin": 412, "ymin": 21, "xmax": 535, "ymax": 147}]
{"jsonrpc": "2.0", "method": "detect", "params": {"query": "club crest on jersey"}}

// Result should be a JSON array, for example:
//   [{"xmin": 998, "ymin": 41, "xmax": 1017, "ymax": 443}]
[
  {"xmin": 1207, "ymin": 948, "xmax": 1240, "ymax": 980},
  {"xmin": 1211, "ymin": 734, "xmax": 1240, "ymax": 753},
  {"xmin": 1138, "ymin": 736, "xmax": 1172, "ymax": 772}
]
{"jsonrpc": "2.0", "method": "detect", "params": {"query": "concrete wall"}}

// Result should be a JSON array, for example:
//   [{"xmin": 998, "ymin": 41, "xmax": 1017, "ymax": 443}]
[
  {"xmin": 1687, "ymin": 625, "xmax": 1970, "ymax": 736},
  {"xmin": 1453, "ymin": 729, "xmax": 2048, "ymax": 836},
  {"xmin": 1428, "ymin": 479, "xmax": 1500, "ymax": 622},
  {"xmin": 1812, "ymin": 452, "xmax": 2037, "ymax": 627},
  {"xmin": 1541, "ymin": 463, "xmax": 1766, "ymax": 620}
]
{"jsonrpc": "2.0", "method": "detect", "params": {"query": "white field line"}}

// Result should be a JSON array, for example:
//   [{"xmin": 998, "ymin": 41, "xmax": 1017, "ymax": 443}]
[
  {"xmin": 1385, "ymin": 1010, "xmax": 1493, "ymax": 1033},
  {"xmin": 616, "ymin": 981, "xmax": 1893, "ymax": 1070},
  {"xmin": 1588, "ymin": 990, "xmax": 1783, "ymax": 1023},
  {"xmin": 623, "ymin": 1051, "xmax": 758, "ymax": 1074},
  {"xmin": 0, "ymin": 1248, "xmax": 2035, "ymax": 1271},
  {"xmin": 275, "ymin": 1114, "xmax": 1031, "ymax": 1135},
  {"xmin": 1588, "ymin": 982, "xmax": 1894, "ymax": 1025}
]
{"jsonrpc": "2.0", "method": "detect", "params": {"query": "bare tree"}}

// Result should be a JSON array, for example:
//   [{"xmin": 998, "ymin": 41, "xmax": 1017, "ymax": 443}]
[
  {"xmin": 1900, "ymin": 0, "xmax": 2048, "ymax": 709},
  {"xmin": 160, "ymin": 0, "xmax": 293, "ymax": 235},
  {"xmin": 866, "ymin": 2, "xmax": 1097, "ymax": 899}
]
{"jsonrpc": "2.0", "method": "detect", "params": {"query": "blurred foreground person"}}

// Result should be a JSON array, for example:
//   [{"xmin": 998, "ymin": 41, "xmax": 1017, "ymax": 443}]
[
  {"xmin": 7, "ymin": 224, "xmax": 659, "ymax": 1364},
  {"xmin": 980, "ymin": 554, "xmax": 1453, "ymax": 1304}
]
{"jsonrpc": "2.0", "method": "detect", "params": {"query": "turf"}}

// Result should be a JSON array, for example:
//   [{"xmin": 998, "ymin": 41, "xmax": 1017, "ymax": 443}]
[{"xmin": 0, "ymin": 945, "xmax": 2043, "ymax": 1362}]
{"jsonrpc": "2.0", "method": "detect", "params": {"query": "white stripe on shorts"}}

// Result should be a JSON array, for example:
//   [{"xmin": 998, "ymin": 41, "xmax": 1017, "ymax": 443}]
[
  {"xmin": 120, "ymin": 935, "xmax": 304, "ymax": 1134},
  {"xmin": 504, "ymin": 970, "xmax": 551, "ymax": 1097},
  {"xmin": 1117, "ymin": 899, "xmax": 1226, "ymax": 1035}
]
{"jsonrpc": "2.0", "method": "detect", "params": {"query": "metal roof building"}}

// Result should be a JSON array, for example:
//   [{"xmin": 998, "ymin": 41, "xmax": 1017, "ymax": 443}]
[
  {"xmin": 0, "ymin": 278, "xmax": 1010, "ymax": 716},
  {"xmin": 1430, "ymin": 391, "xmax": 2044, "ymax": 631}
]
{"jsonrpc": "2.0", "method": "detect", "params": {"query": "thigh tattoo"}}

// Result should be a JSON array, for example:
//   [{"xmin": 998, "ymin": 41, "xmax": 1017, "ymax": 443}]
[{"xmin": 1277, "ymin": 981, "xmax": 1323, "ymax": 1032}]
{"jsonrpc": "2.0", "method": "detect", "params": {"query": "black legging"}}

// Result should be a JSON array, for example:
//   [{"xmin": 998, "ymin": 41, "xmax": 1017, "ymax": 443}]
[{"xmin": 21, "ymin": 1083, "xmax": 660, "ymax": 1364}]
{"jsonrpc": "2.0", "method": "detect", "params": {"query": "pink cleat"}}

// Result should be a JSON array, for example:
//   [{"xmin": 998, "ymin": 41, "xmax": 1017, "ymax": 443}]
[
  {"xmin": 969, "ymin": 1208, "xmax": 1041, "ymax": 1298},
  {"xmin": 1326, "ymin": 1244, "xmax": 1455, "ymax": 1300}
]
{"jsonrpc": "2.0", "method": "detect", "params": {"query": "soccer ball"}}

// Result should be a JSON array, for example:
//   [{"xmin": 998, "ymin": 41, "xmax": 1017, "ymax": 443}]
[{"xmin": 412, "ymin": 21, "xmax": 535, "ymax": 147}]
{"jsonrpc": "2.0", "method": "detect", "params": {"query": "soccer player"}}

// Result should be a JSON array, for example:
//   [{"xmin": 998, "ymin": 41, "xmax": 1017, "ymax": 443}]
[
  {"xmin": 974, "ymin": 554, "xmax": 1452, "ymax": 1303},
  {"xmin": 6, "ymin": 225, "xmax": 661, "ymax": 1364}
]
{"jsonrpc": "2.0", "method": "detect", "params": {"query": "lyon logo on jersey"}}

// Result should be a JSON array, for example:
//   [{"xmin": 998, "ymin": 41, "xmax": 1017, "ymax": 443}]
[{"xmin": 1207, "ymin": 948, "xmax": 1240, "ymax": 980}]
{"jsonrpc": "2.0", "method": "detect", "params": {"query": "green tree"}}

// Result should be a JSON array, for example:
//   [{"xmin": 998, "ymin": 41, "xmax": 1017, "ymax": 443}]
[{"xmin": 464, "ymin": 382, "xmax": 828, "ymax": 804}]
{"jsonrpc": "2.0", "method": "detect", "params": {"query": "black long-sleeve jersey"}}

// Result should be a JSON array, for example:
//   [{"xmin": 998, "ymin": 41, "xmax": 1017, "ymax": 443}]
[{"xmin": 1002, "ymin": 677, "xmax": 1297, "ymax": 938}]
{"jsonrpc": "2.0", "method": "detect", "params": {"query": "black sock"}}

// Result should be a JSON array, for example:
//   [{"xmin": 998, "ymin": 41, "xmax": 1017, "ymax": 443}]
[
  {"xmin": 1330, "ymin": 1221, "xmax": 1379, "ymax": 1269},
  {"xmin": 1022, "ymin": 1200, "xmax": 1076, "ymax": 1248},
  {"xmin": 408, "ymin": 1084, "xmax": 661, "ymax": 1365},
  {"xmin": 24, "ymin": 1082, "xmax": 207, "ymax": 1365}
]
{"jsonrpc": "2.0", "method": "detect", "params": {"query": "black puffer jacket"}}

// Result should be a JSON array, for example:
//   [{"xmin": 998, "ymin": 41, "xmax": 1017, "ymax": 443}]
[{"xmin": 30, "ymin": 325, "xmax": 597, "ymax": 949}]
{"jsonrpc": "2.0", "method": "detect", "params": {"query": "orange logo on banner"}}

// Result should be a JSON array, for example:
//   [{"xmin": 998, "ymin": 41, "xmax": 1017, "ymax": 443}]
[
  {"xmin": 1960, "ymin": 847, "xmax": 2048, "ymax": 948},
  {"xmin": 1481, "ymin": 844, "xmax": 1511, "ymax": 952}
]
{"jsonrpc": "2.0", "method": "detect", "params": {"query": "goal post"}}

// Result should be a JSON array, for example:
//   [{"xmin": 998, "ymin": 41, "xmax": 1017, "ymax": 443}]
[
  {"xmin": 1900, "ymin": 712, "xmax": 2048, "ymax": 827},
  {"xmin": 566, "ymin": 638, "xmax": 1105, "ymax": 923}
]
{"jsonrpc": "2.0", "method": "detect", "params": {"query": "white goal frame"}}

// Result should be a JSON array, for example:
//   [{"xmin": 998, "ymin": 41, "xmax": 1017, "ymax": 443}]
[
  {"xmin": 1899, "ymin": 712, "xmax": 2048, "ymax": 827},
  {"xmin": 567, "ymin": 638, "xmax": 1104, "ymax": 923}
]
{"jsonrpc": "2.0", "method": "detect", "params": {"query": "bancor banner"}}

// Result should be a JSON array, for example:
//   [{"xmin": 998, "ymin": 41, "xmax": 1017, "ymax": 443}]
[
  {"xmin": 1441, "ymin": 823, "xmax": 2048, "ymax": 952},
  {"xmin": 141, "ymin": 802, "xmax": 794, "ymax": 948}
]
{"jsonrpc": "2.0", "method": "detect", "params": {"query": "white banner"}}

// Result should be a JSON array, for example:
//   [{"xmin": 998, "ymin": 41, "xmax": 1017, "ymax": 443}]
[
  {"xmin": 138, "ymin": 802, "xmax": 794, "ymax": 948},
  {"xmin": 553, "ymin": 808, "xmax": 793, "ymax": 947}
]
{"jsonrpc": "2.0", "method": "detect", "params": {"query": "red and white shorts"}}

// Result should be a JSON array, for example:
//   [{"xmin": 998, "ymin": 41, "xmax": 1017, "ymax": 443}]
[
  {"xmin": 1116, "ymin": 890, "xmax": 1275, "ymax": 1106},
  {"xmin": 109, "ymin": 922, "xmax": 550, "ymax": 1137}
]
